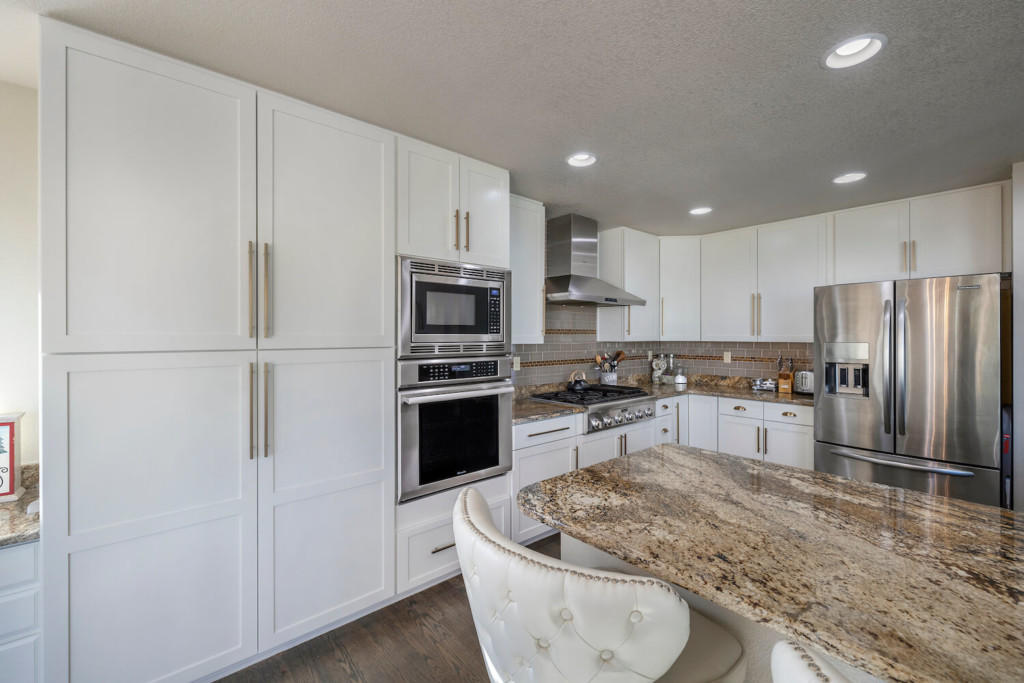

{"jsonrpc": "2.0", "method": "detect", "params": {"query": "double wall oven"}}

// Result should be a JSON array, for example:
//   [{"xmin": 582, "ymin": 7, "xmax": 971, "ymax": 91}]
[{"xmin": 397, "ymin": 257, "xmax": 513, "ymax": 503}]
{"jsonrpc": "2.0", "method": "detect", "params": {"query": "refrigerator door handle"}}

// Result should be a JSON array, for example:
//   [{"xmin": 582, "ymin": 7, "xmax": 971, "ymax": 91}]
[
  {"xmin": 895, "ymin": 298, "xmax": 907, "ymax": 437},
  {"xmin": 882, "ymin": 299, "xmax": 892, "ymax": 435},
  {"xmin": 829, "ymin": 449, "xmax": 975, "ymax": 477}
]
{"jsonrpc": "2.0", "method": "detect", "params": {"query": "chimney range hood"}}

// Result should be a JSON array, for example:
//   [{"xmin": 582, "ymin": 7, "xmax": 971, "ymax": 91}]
[{"xmin": 545, "ymin": 214, "xmax": 646, "ymax": 307}]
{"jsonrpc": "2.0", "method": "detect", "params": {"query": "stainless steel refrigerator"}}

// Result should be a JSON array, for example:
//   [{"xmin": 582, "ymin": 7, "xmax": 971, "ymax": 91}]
[{"xmin": 813, "ymin": 273, "xmax": 1012, "ymax": 507}]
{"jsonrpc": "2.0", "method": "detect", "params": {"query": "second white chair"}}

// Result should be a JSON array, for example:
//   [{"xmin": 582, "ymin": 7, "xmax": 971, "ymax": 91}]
[
  {"xmin": 771, "ymin": 640, "xmax": 850, "ymax": 683},
  {"xmin": 453, "ymin": 487, "xmax": 746, "ymax": 682}
]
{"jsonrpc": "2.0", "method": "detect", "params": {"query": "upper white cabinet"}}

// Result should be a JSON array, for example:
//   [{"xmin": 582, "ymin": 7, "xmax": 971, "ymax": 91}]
[
  {"xmin": 659, "ymin": 237, "xmax": 701, "ymax": 341},
  {"xmin": 41, "ymin": 21, "xmax": 257, "ymax": 353},
  {"xmin": 397, "ymin": 137, "xmax": 510, "ymax": 268},
  {"xmin": 597, "ymin": 227, "xmax": 660, "ymax": 341},
  {"xmin": 907, "ymin": 184, "xmax": 1004, "ymax": 279},
  {"xmin": 832, "ymin": 182, "xmax": 1006, "ymax": 284},
  {"xmin": 257, "ymin": 94, "xmax": 395, "ymax": 349},
  {"xmin": 756, "ymin": 215, "xmax": 827, "ymax": 342},
  {"xmin": 700, "ymin": 228, "xmax": 758, "ymax": 341},
  {"xmin": 510, "ymin": 195, "xmax": 546, "ymax": 344}
]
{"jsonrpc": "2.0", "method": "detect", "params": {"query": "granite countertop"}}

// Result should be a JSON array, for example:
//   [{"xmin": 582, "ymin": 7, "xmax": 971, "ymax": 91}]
[
  {"xmin": 513, "ymin": 399, "xmax": 586, "ymax": 425},
  {"xmin": 645, "ymin": 382, "xmax": 815, "ymax": 406},
  {"xmin": 519, "ymin": 445, "xmax": 1023, "ymax": 683},
  {"xmin": 0, "ymin": 464, "xmax": 39, "ymax": 548}
]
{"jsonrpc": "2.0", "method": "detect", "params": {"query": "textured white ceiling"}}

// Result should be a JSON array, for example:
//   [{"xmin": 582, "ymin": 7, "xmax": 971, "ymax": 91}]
[{"xmin": 1, "ymin": 0, "xmax": 1022, "ymax": 235}]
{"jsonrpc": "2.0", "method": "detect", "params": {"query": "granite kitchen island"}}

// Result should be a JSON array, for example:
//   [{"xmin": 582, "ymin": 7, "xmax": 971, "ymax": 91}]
[{"xmin": 518, "ymin": 444, "xmax": 1023, "ymax": 683}]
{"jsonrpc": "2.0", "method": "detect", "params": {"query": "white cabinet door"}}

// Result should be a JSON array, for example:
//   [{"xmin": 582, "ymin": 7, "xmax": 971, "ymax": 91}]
[
  {"xmin": 396, "ymin": 137, "xmax": 461, "ymax": 263},
  {"xmin": 909, "ymin": 184, "xmax": 1004, "ymax": 279},
  {"xmin": 659, "ymin": 237, "xmax": 701, "ymax": 341},
  {"xmin": 832, "ymin": 202, "xmax": 909, "ymax": 284},
  {"xmin": 624, "ymin": 423, "xmax": 655, "ymax": 454},
  {"xmin": 700, "ymin": 229, "xmax": 758, "ymax": 341},
  {"xmin": 764, "ymin": 420, "xmax": 814, "ymax": 470},
  {"xmin": 757, "ymin": 216, "xmax": 826, "ymax": 342},
  {"xmin": 511, "ymin": 436, "xmax": 575, "ymax": 542},
  {"xmin": 655, "ymin": 415, "xmax": 675, "ymax": 444},
  {"xmin": 42, "ymin": 351, "xmax": 258, "ymax": 683},
  {"xmin": 0, "ymin": 635, "xmax": 38, "ymax": 682},
  {"xmin": 510, "ymin": 195, "xmax": 546, "ymax": 344},
  {"xmin": 578, "ymin": 432, "xmax": 620, "ymax": 468},
  {"xmin": 257, "ymin": 94, "xmax": 395, "ymax": 349},
  {"xmin": 718, "ymin": 414, "xmax": 763, "ymax": 461},
  {"xmin": 460, "ymin": 157, "xmax": 511, "ymax": 268},
  {"xmin": 256, "ymin": 349, "xmax": 394, "ymax": 650},
  {"xmin": 687, "ymin": 395, "xmax": 718, "ymax": 450},
  {"xmin": 597, "ymin": 228, "xmax": 660, "ymax": 341},
  {"xmin": 41, "ymin": 22, "xmax": 256, "ymax": 353}
]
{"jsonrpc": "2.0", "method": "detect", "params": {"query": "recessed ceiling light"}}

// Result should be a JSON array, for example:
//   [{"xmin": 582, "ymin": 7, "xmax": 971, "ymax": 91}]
[
  {"xmin": 567, "ymin": 152, "xmax": 597, "ymax": 167},
  {"xmin": 689, "ymin": 207, "xmax": 713, "ymax": 215},
  {"xmin": 832, "ymin": 172, "xmax": 867, "ymax": 184},
  {"xmin": 822, "ymin": 33, "xmax": 887, "ymax": 69}
]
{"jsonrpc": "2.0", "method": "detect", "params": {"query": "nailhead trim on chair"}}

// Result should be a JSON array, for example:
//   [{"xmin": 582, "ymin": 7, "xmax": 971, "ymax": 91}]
[
  {"xmin": 460, "ymin": 493, "xmax": 682, "ymax": 599},
  {"xmin": 787, "ymin": 641, "xmax": 831, "ymax": 682}
]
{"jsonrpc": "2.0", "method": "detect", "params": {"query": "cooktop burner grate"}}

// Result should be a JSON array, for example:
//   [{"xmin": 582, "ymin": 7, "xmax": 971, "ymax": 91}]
[{"xmin": 532, "ymin": 385, "xmax": 648, "ymax": 406}]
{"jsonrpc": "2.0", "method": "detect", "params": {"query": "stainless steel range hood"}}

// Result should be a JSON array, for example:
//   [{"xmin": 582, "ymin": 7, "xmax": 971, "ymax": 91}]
[{"xmin": 545, "ymin": 214, "xmax": 645, "ymax": 306}]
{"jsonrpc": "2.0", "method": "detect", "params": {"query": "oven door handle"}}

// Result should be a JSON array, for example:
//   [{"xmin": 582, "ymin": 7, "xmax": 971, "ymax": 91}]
[{"xmin": 402, "ymin": 386, "xmax": 515, "ymax": 405}]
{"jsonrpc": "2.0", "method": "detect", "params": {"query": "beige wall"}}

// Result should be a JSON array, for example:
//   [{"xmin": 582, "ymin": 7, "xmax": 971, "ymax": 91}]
[{"xmin": 0, "ymin": 82, "xmax": 38, "ymax": 464}]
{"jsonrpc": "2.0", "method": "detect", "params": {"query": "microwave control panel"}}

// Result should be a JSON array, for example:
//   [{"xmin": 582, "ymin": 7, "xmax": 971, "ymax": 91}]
[
  {"xmin": 420, "ymin": 360, "xmax": 500, "ymax": 382},
  {"xmin": 488, "ymin": 289, "xmax": 502, "ymax": 335}
]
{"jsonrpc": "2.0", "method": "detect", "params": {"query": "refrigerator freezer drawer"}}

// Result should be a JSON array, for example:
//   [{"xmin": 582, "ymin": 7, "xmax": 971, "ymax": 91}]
[{"xmin": 814, "ymin": 442, "xmax": 1001, "ymax": 507}]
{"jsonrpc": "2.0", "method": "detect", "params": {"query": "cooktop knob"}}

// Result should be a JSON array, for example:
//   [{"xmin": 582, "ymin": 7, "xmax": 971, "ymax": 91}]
[
  {"xmin": 603, "ymin": 416, "xmax": 614, "ymax": 428},
  {"xmin": 624, "ymin": 412, "xmax": 635, "ymax": 422},
  {"xmin": 614, "ymin": 414, "xmax": 624, "ymax": 424},
  {"xmin": 589, "ymin": 416, "xmax": 603, "ymax": 431},
  {"xmin": 644, "ymin": 407, "xmax": 654, "ymax": 417}
]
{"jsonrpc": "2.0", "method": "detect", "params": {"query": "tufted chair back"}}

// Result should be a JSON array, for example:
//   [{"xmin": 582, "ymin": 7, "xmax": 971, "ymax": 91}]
[
  {"xmin": 453, "ymin": 487, "xmax": 692, "ymax": 683},
  {"xmin": 770, "ymin": 641, "xmax": 850, "ymax": 683}
]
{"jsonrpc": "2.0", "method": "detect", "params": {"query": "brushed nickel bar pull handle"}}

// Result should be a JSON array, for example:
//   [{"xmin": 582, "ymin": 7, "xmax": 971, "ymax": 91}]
[
  {"xmin": 627, "ymin": 307, "xmax": 631, "ymax": 336},
  {"xmin": 624, "ymin": 433, "xmax": 628, "ymax": 454},
  {"xmin": 263, "ymin": 362, "xmax": 270, "ymax": 458},
  {"xmin": 882, "ymin": 299, "xmax": 892, "ymax": 435},
  {"xmin": 661, "ymin": 297, "xmax": 665, "ymax": 336},
  {"xmin": 431, "ymin": 542, "xmax": 456, "ymax": 555},
  {"xmin": 248, "ymin": 362, "xmax": 255, "ymax": 459},
  {"xmin": 247, "ymin": 241, "xmax": 254, "ymax": 338},
  {"xmin": 262, "ymin": 243, "xmax": 270, "ymax": 338},
  {"xmin": 527, "ymin": 426, "xmax": 571, "ymax": 438},
  {"xmin": 911, "ymin": 240, "xmax": 917, "ymax": 272},
  {"xmin": 751, "ymin": 294, "xmax": 756, "ymax": 335},
  {"xmin": 573, "ymin": 445, "xmax": 579, "ymax": 469},
  {"xmin": 900, "ymin": 241, "xmax": 907, "ymax": 272},
  {"xmin": 541, "ymin": 288, "xmax": 546, "ymax": 337},
  {"xmin": 464, "ymin": 211, "xmax": 470, "ymax": 250},
  {"xmin": 756, "ymin": 425, "xmax": 760, "ymax": 454},
  {"xmin": 454, "ymin": 210, "xmax": 460, "ymax": 249},
  {"xmin": 764, "ymin": 427, "xmax": 768, "ymax": 455},
  {"xmin": 733, "ymin": 405, "xmax": 747, "ymax": 411},
  {"xmin": 676, "ymin": 403, "xmax": 680, "ymax": 444},
  {"xmin": 782, "ymin": 411, "xmax": 797, "ymax": 417},
  {"xmin": 757, "ymin": 293, "xmax": 762, "ymax": 336}
]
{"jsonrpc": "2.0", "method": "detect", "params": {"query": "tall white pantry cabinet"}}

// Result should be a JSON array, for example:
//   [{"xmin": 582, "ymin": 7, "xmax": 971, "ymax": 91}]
[{"xmin": 40, "ymin": 20, "xmax": 395, "ymax": 683}]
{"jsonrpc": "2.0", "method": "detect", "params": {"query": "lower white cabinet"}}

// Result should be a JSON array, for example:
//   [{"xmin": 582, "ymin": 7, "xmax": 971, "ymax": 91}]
[
  {"xmin": 396, "ymin": 475, "xmax": 510, "ymax": 594},
  {"xmin": 717, "ymin": 399, "xmax": 815, "ymax": 469},
  {"xmin": 0, "ymin": 542, "xmax": 41, "ymax": 682},
  {"xmin": 654, "ymin": 396, "xmax": 689, "ymax": 445},
  {"xmin": 256, "ymin": 349, "xmax": 395, "ymax": 649},
  {"xmin": 687, "ymin": 395, "xmax": 719, "ymax": 450},
  {"xmin": 623, "ymin": 422, "xmax": 655, "ymax": 454},
  {"xmin": 511, "ymin": 436, "xmax": 576, "ymax": 543},
  {"xmin": 764, "ymin": 420, "xmax": 814, "ymax": 469},
  {"xmin": 578, "ymin": 431, "xmax": 620, "ymax": 468},
  {"xmin": 718, "ymin": 414, "xmax": 764, "ymax": 460}
]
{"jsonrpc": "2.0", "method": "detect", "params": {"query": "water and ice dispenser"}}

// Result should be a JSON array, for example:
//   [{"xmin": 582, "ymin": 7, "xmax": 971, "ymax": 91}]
[{"xmin": 823, "ymin": 342, "xmax": 870, "ymax": 398}]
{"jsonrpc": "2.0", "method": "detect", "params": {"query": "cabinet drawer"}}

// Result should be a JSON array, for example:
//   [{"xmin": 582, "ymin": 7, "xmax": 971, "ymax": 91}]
[
  {"xmin": 0, "ymin": 589, "xmax": 39, "ymax": 642},
  {"xmin": 763, "ymin": 403, "xmax": 814, "ymax": 426},
  {"xmin": 718, "ymin": 397, "xmax": 763, "ymax": 419},
  {"xmin": 0, "ymin": 635, "xmax": 38, "ymax": 682},
  {"xmin": 0, "ymin": 543, "xmax": 37, "ymax": 593},
  {"xmin": 397, "ymin": 498, "xmax": 510, "ymax": 594},
  {"xmin": 513, "ymin": 415, "xmax": 577, "ymax": 449},
  {"xmin": 655, "ymin": 397, "xmax": 677, "ymax": 416},
  {"xmin": 655, "ymin": 415, "xmax": 675, "ymax": 445}
]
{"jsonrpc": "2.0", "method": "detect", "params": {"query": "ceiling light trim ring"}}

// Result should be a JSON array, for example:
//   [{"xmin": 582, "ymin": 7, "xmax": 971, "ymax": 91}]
[
  {"xmin": 822, "ymin": 33, "xmax": 887, "ymax": 69},
  {"xmin": 567, "ymin": 153, "xmax": 598, "ymax": 167}
]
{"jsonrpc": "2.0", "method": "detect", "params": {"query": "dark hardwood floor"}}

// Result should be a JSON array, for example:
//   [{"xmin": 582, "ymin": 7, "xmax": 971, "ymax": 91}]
[{"xmin": 220, "ymin": 534, "xmax": 561, "ymax": 682}]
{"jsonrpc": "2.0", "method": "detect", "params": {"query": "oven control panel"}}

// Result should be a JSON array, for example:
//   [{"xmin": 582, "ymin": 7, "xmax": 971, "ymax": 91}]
[
  {"xmin": 488, "ymin": 289, "xmax": 502, "ymax": 335},
  {"xmin": 418, "ymin": 360, "xmax": 500, "ymax": 382}
]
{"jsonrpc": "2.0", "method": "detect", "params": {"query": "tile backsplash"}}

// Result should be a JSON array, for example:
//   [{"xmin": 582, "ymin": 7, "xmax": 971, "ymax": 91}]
[{"xmin": 513, "ymin": 305, "xmax": 813, "ymax": 386}]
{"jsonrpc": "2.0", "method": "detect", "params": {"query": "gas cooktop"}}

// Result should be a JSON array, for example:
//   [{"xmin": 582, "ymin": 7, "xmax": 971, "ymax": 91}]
[{"xmin": 531, "ymin": 384, "xmax": 648, "ymax": 406}]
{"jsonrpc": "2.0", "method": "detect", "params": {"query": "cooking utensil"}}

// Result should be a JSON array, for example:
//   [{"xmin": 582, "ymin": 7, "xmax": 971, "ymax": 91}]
[
  {"xmin": 595, "ymin": 354, "xmax": 603, "ymax": 365},
  {"xmin": 613, "ymin": 350, "xmax": 626, "ymax": 363}
]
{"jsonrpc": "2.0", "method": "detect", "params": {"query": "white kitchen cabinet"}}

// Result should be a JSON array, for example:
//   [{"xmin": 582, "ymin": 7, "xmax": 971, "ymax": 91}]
[
  {"xmin": 718, "ymin": 414, "xmax": 764, "ymax": 461},
  {"xmin": 654, "ymin": 395, "xmax": 689, "ymax": 445},
  {"xmin": 511, "ymin": 436, "xmax": 576, "ymax": 542},
  {"xmin": 832, "ymin": 202, "xmax": 909, "ymax": 285},
  {"xmin": 0, "ymin": 542, "xmax": 41, "ymax": 682},
  {"xmin": 597, "ymin": 227, "xmax": 661, "ymax": 341},
  {"xmin": 623, "ymin": 422, "xmax": 655, "ymax": 454},
  {"xmin": 764, "ymin": 420, "xmax": 814, "ymax": 470},
  {"xmin": 659, "ymin": 237, "xmax": 701, "ymax": 341},
  {"xmin": 42, "ymin": 351, "xmax": 259, "ymax": 683},
  {"xmin": 256, "ymin": 349, "xmax": 394, "ymax": 649},
  {"xmin": 41, "ymin": 21, "xmax": 257, "ymax": 354},
  {"xmin": 756, "ymin": 216, "xmax": 827, "ymax": 342},
  {"xmin": 700, "ymin": 229, "xmax": 758, "ymax": 341},
  {"xmin": 257, "ymin": 93, "xmax": 395, "ymax": 350},
  {"xmin": 687, "ymin": 395, "xmax": 719, "ymax": 451},
  {"xmin": 908, "ymin": 184, "xmax": 1004, "ymax": 279},
  {"xmin": 510, "ymin": 195, "xmax": 546, "ymax": 344},
  {"xmin": 577, "ymin": 431, "xmax": 620, "ymax": 468},
  {"xmin": 397, "ymin": 137, "xmax": 510, "ymax": 268},
  {"xmin": 716, "ymin": 399, "xmax": 815, "ymax": 469}
]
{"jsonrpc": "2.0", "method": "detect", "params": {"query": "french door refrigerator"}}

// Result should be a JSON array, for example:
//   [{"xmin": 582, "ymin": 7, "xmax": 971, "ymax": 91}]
[{"xmin": 813, "ymin": 273, "xmax": 1012, "ymax": 507}]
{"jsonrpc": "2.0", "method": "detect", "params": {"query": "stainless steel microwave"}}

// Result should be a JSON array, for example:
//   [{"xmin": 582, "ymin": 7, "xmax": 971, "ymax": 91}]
[{"xmin": 398, "ymin": 256, "xmax": 511, "ymax": 358}]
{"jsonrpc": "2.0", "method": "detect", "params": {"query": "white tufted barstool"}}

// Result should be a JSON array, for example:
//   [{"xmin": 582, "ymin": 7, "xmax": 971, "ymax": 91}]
[
  {"xmin": 770, "ymin": 641, "xmax": 850, "ymax": 683},
  {"xmin": 453, "ymin": 487, "xmax": 746, "ymax": 682}
]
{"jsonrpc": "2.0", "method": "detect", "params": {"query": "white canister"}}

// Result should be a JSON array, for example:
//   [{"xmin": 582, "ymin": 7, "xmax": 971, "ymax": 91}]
[{"xmin": 674, "ymin": 374, "xmax": 687, "ymax": 388}]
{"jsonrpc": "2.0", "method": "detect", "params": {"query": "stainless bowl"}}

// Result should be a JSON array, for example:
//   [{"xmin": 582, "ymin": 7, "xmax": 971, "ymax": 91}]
[{"xmin": 751, "ymin": 378, "xmax": 778, "ymax": 392}]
